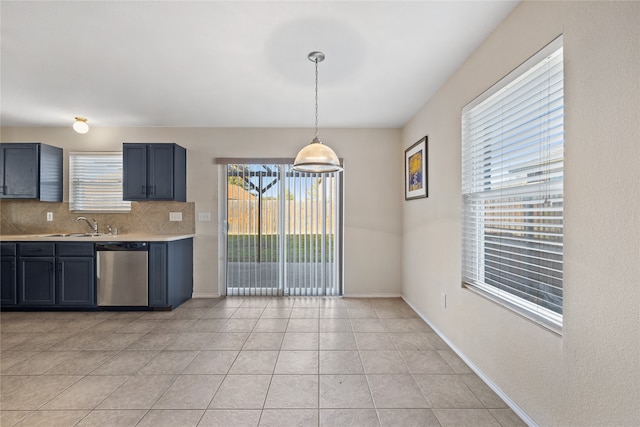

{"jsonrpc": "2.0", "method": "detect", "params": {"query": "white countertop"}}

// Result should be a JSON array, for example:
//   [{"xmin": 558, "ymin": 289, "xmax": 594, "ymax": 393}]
[{"xmin": 1, "ymin": 233, "xmax": 195, "ymax": 242}]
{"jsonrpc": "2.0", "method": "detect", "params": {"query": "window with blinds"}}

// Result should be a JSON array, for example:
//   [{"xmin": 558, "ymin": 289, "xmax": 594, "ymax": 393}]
[
  {"xmin": 461, "ymin": 36, "xmax": 564, "ymax": 331},
  {"xmin": 69, "ymin": 152, "xmax": 131, "ymax": 212}
]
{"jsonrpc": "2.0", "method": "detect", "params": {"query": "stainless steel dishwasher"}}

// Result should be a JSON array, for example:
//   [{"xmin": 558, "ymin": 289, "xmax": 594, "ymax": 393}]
[{"xmin": 96, "ymin": 242, "xmax": 148, "ymax": 306}]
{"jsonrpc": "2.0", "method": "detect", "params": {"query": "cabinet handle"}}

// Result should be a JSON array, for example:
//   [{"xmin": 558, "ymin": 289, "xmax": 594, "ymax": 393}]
[
  {"xmin": 50, "ymin": 261, "xmax": 54, "ymax": 272},
  {"xmin": 149, "ymin": 185, "xmax": 154, "ymax": 195},
  {"xmin": 142, "ymin": 185, "xmax": 146, "ymax": 195}
]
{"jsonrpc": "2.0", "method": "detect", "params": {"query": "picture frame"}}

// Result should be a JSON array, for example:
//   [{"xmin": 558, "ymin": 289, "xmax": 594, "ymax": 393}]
[{"xmin": 405, "ymin": 136, "xmax": 428, "ymax": 200}]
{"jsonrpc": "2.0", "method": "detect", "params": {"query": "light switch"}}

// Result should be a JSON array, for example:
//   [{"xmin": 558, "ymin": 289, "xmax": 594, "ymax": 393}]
[
  {"xmin": 46, "ymin": 212, "xmax": 53, "ymax": 221},
  {"xmin": 169, "ymin": 212, "xmax": 183, "ymax": 221},
  {"xmin": 198, "ymin": 212, "xmax": 211, "ymax": 221}
]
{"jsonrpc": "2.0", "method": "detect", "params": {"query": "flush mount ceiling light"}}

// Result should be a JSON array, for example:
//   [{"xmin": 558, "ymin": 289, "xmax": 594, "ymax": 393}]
[
  {"xmin": 293, "ymin": 51, "xmax": 343, "ymax": 173},
  {"xmin": 73, "ymin": 117, "xmax": 89, "ymax": 134}
]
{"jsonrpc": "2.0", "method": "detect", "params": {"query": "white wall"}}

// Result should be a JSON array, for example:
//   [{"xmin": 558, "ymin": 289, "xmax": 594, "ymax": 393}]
[
  {"xmin": 401, "ymin": 1, "xmax": 640, "ymax": 426},
  {"xmin": 0, "ymin": 127, "xmax": 403, "ymax": 298}
]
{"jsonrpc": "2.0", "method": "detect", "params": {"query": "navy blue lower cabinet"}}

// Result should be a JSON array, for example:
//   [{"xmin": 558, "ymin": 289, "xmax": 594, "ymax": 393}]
[
  {"xmin": 148, "ymin": 242, "xmax": 168, "ymax": 307},
  {"xmin": 56, "ymin": 243, "xmax": 95, "ymax": 307},
  {"xmin": 5, "ymin": 239, "xmax": 189, "ymax": 310},
  {"xmin": 149, "ymin": 238, "xmax": 193, "ymax": 309},
  {"xmin": 1, "ymin": 256, "xmax": 17, "ymax": 306},
  {"xmin": 57, "ymin": 257, "xmax": 95, "ymax": 306},
  {"xmin": 18, "ymin": 257, "xmax": 55, "ymax": 306},
  {"xmin": 7, "ymin": 242, "xmax": 96, "ymax": 309}
]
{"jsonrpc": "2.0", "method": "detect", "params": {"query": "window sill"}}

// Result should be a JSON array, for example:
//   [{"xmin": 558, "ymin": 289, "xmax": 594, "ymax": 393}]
[{"xmin": 463, "ymin": 282, "xmax": 562, "ymax": 336}]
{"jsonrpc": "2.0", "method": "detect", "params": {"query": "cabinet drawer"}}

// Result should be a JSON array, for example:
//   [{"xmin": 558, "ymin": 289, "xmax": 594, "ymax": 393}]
[
  {"xmin": 1, "ymin": 243, "xmax": 16, "ymax": 256},
  {"xmin": 17, "ymin": 243, "xmax": 55, "ymax": 256},
  {"xmin": 56, "ymin": 243, "xmax": 95, "ymax": 257}
]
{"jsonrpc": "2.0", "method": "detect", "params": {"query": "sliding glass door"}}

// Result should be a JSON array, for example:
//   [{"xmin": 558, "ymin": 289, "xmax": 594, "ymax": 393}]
[{"xmin": 223, "ymin": 163, "xmax": 342, "ymax": 296}]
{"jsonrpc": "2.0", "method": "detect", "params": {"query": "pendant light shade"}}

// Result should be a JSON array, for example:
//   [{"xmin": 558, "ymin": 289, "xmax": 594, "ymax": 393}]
[
  {"xmin": 293, "ymin": 52, "xmax": 342, "ymax": 173},
  {"xmin": 73, "ymin": 117, "xmax": 89, "ymax": 134},
  {"xmin": 293, "ymin": 136, "xmax": 342, "ymax": 173}
]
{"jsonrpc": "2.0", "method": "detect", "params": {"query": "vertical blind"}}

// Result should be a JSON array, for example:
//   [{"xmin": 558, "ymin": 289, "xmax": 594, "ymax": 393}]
[
  {"xmin": 225, "ymin": 163, "xmax": 282, "ymax": 296},
  {"xmin": 69, "ymin": 152, "xmax": 131, "ymax": 212},
  {"xmin": 224, "ymin": 163, "xmax": 342, "ymax": 296},
  {"xmin": 461, "ymin": 36, "xmax": 564, "ymax": 330},
  {"xmin": 284, "ymin": 164, "xmax": 341, "ymax": 296}
]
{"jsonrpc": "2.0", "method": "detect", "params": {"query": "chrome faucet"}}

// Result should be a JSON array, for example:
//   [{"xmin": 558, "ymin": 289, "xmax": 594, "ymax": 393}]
[{"xmin": 75, "ymin": 216, "xmax": 98, "ymax": 234}]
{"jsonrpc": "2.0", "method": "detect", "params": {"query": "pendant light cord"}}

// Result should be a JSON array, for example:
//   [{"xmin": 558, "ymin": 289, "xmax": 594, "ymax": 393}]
[{"xmin": 314, "ymin": 57, "xmax": 319, "ymax": 138}]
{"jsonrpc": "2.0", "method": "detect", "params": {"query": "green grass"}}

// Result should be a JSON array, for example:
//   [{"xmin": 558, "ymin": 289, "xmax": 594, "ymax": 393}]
[{"xmin": 227, "ymin": 234, "xmax": 335, "ymax": 262}]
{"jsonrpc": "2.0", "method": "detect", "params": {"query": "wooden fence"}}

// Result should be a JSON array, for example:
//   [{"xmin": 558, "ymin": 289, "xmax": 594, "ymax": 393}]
[{"xmin": 227, "ymin": 200, "xmax": 336, "ymax": 235}]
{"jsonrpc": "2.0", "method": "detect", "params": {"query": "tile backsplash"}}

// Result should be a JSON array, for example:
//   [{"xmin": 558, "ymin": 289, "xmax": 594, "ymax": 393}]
[{"xmin": 0, "ymin": 200, "xmax": 195, "ymax": 235}]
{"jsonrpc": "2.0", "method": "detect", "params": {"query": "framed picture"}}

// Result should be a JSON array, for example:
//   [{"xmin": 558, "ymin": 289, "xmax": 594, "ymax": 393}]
[{"xmin": 405, "ymin": 136, "xmax": 428, "ymax": 200}]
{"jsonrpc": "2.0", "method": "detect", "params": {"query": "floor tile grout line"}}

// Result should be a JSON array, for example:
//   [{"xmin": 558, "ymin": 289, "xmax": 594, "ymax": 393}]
[
  {"xmin": 356, "ymin": 310, "xmax": 384, "ymax": 424},
  {"xmin": 0, "ymin": 297, "xmax": 523, "ymax": 426},
  {"xmin": 31, "ymin": 369, "xmax": 86, "ymax": 413}
]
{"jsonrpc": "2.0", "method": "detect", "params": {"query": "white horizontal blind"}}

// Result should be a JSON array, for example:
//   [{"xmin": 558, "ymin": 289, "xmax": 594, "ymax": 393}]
[
  {"xmin": 69, "ymin": 152, "xmax": 131, "ymax": 212},
  {"xmin": 462, "ymin": 37, "xmax": 564, "ymax": 330}
]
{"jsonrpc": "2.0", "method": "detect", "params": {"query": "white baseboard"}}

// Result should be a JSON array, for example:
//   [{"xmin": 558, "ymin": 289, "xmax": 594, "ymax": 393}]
[
  {"xmin": 191, "ymin": 292, "xmax": 401, "ymax": 299},
  {"xmin": 342, "ymin": 293, "xmax": 402, "ymax": 298},
  {"xmin": 401, "ymin": 296, "xmax": 537, "ymax": 427},
  {"xmin": 191, "ymin": 292, "xmax": 221, "ymax": 298}
]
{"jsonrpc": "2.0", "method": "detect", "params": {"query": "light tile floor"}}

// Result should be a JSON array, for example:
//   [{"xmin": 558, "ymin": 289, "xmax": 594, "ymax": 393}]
[{"xmin": 0, "ymin": 297, "xmax": 527, "ymax": 426}]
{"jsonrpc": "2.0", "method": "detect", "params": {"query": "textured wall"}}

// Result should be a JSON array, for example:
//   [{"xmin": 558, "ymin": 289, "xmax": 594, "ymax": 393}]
[{"xmin": 401, "ymin": 1, "xmax": 640, "ymax": 426}]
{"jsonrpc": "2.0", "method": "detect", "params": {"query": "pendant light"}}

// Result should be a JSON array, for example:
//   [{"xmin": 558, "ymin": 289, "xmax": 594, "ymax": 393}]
[
  {"xmin": 293, "ymin": 51, "xmax": 343, "ymax": 173},
  {"xmin": 73, "ymin": 117, "xmax": 89, "ymax": 134}
]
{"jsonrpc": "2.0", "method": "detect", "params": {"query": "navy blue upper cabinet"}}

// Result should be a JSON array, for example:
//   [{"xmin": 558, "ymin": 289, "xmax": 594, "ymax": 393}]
[
  {"xmin": 0, "ymin": 143, "xmax": 63, "ymax": 201},
  {"xmin": 122, "ymin": 144, "xmax": 147, "ymax": 200},
  {"xmin": 123, "ymin": 143, "xmax": 186, "ymax": 201}
]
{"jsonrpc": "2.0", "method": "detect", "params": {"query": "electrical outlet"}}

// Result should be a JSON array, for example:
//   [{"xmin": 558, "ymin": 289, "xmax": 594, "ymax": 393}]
[
  {"xmin": 198, "ymin": 212, "xmax": 211, "ymax": 221},
  {"xmin": 46, "ymin": 212, "xmax": 53, "ymax": 221},
  {"xmin": 169, "ymin": 212, "xmax": 182, "ymax": 221},
  {"xmin": 441, "ymin": 292, "xmax": 447, "ymax": 308}
]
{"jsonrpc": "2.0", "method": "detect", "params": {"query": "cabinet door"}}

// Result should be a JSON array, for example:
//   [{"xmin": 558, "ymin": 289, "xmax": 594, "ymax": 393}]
[
  {"xmin": 147, "ymin": 145, "xmax": 174, "ymax": 200},
  {"xmin": 1, "ymin": 144, "xmax": 39, "ymax": 199},
  {"xmin": 38, "ymin": 144, "xmax": 63, "ymax": 202},
  {"xmin": 148, "ymin": 243, "xmax": 167, "ymax": 307},
  {"xmin": 166, "ymin": 238, "xmax": 193, "ymax": 308},
  {"xmin": 1, "ymin": 257, "xmax": 17, "ymax": 306},
  {"xmin": 123, "ymin": 144, "xmax": 148, "ymax": 200},
  {"xmin": 18, "ymin": 257, "xmax": 55, "ymax": 305},
  {"xmin": 57, "ymin": 257, "xmax": 95, "ymax": 306}
]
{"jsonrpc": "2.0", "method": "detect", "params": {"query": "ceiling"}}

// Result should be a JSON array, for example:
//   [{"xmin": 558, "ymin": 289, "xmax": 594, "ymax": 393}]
[{"xmin": 1, "ymin": 1, "xmax": 518, "ymax": 129}]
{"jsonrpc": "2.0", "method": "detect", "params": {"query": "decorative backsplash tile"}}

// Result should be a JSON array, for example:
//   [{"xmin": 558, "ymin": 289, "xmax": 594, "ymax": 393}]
[{"xmin": 0, "ymin": 200, "xmax": 195, "ymax": 235}]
